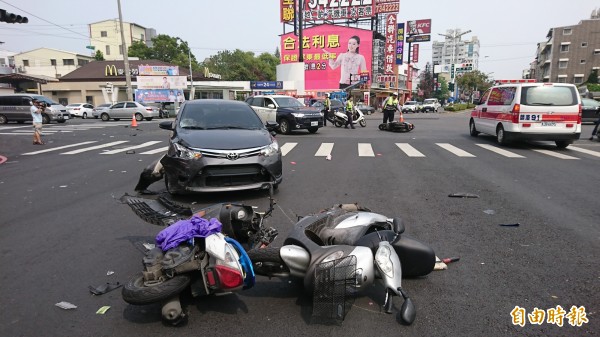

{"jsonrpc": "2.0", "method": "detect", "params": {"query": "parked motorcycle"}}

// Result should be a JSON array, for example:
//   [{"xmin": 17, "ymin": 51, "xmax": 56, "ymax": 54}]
[
  {"xmin": 378, "ymin": 121, "xmax": 415, "ymax": 133},
  {"xmin": 247, "ymin": 204, "xmax": 435, "ymax": 324},
  {"xmin": 332, "ymin": 107, "xmax": 367, "ymax": 128},
  {"xmin": 122, "ymin": 196, "xmax": 278, "ymax": 324}
]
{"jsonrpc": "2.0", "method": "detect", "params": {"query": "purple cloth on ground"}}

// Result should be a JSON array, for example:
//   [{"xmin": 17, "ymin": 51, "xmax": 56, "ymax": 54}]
[{"xmin": 156, "ymin": 216, "xmax": 222, "ymax": 251}]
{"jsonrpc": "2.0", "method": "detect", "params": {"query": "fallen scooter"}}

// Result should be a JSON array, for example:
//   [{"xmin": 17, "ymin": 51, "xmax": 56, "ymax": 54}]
[
  {"xmin": 247, "ymin": 203, "xmax": 435, "ymax": 324},
  {"xmin": 121, "ymin": 195, "xmax": 278, "ymax": 324},
  {"xmin": 378, "ymin": 120, "xmax": 415, "ymax": 132}
]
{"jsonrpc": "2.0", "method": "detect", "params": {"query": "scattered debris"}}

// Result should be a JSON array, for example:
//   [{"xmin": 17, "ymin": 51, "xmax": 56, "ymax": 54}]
[
  {"xmin": 448, "ymin": 193, "xmax": 479, "ymax": 198},
  {"xmin": 106, "ymin": 271, "xmax": 114, "ymax": 276},
  {"xmin": 126, "ymin": 150, "xmax": 136, "ymax": 154},
  {"xmin": 59, "ymin": 185, "xmax": 68, "ymax": 188},
  {"xmin": 96, "ymin": 306, "xmax": 111, "ymax": 314},
  {"xmin": 500, "ymin": 223, "xmax": 520, "ymax": 227},
  {"xmin": 142, "ymin": 243, "xmax": 155, "ymax": 250},
  {"xmin": 55, "ymin": 301, "xmax": 77, "ymax": 310},
  {"xmin": 290, "ymin": 161, "xmax": 297, "ymax": 165},
  {"xmin": 326, "ymin": 154, "xmax": 331, "ymax": 160},
  {"xmin": 483, "ymin": 209, "xmax": 495, "ymax": 215},
  {"xmin": 88, "ymin": 282, "xmax": 122, "ymax": 295}
]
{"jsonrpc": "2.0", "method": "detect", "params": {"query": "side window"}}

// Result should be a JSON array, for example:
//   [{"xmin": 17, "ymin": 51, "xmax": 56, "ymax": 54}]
[
  {"xmin": 251, "ymin": 97, "xmax": 264, "ymax": 107},
  {"xmin": 479, "ymin": 89, "xmax": 491, "ymax": 104},
  {"xmin": 112, "ymin": 103, "xmax": 124, "ymax": 109},
  {"xmin": 488, "ymin": 87, "xmax": 516, "ymax": 106},
  {"xmin": 264, "ymin": 98, "xmax": 275, "ymax": 108},
  {"xmin": 126, "ymin": 103, "xmax": 137, "ymax": 108},
  {"xmin": 20, "ymin": 98, "xmax": 31, "ymax": 106},
  {"xmin": 85, "ymin": 104, "xmax": 93, "ymax": 109}
]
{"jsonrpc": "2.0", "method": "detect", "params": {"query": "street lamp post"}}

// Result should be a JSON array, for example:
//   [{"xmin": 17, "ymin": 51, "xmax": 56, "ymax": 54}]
[{"xmin": 177, "ymin": 38, "xmax": 195, "ymax": 100}]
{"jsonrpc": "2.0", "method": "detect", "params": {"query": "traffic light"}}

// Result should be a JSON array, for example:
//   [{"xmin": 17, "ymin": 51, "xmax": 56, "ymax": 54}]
[
  {"xmin": 449, "ymin": 83, "xmax": 455, "ymax": 91},
  {"xmin": 0, "ymin": 9, "xmax": 28, "ymax": 24}
]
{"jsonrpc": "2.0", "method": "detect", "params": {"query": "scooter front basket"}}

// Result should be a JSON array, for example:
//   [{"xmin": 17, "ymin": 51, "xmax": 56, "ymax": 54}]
[{"xmin": 311, "ymin": 255, "xmax": 357, "ymax": 324}]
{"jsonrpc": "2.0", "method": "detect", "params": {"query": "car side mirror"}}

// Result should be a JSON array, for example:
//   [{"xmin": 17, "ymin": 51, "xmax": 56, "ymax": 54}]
[
  {"xmin": 159, "ymin": 121, "xmax": 174, "ymax": 130},
  {"xmin": 473, "ymin": 99, "xmax": 481, "ymax": 105},
  {"xmin": 266, "ymin": 121, "xmax": 279, "ymax": 133},
  {"xmin": 267, "ymin": 104, "xmax": 276, "ymax": 109}
]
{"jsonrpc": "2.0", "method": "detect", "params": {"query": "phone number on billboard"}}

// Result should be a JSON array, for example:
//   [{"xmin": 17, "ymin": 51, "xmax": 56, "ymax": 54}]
[
  {"xmin": 306, "ymin": 0, "xmax": 372, "ymax": 9},
  {"xmin": 304, "ymin": 62, "xmax": 328, "ymax": 71}
]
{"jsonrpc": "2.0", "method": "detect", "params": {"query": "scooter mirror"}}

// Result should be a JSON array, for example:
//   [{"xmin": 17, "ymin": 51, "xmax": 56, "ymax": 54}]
[
  {"xmin": 399, "ymin": 297, "xmax": 416, "ymax": 325},
  {"xmin": 392, "ymin": 217, "xmax": 405, "ymax": 234}
]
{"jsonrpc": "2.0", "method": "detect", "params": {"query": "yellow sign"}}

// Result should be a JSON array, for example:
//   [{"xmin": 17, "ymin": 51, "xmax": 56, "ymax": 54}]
[{"xmin": 105, "ymin": 65, "xmax": 117, "ymax": 77}]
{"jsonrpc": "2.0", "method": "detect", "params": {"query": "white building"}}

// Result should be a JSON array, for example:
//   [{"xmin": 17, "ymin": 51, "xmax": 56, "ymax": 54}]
[
  {"xmin": 432, "ymin": 29, "xmax": 481, "ymax": 70},
  {"xmin": 12, "ymin": 48, "xmax": 94, "ymax": 78},
  {"xmin": 88, "ymin": 19, "xmax": 157, "ymax": 60}
]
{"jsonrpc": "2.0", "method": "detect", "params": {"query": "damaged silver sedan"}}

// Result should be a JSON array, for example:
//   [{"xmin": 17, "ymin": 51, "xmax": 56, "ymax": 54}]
[{"xmin": 156, "ymin": 99, "xmax": 282, "ymax": 195}]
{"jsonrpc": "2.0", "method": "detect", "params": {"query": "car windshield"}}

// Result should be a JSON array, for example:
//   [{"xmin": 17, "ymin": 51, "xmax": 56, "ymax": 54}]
[
  {"xmin": 520, "ymin": 86, "xmax": 578, "ymax": 106},
  {"xmin": 424, "ymin": 99, "xmax": 436, "ymax": 104},
  {"xmin": 179, "ymin": 104, "xmax": 265, "ymax": 130},
  {"xmin": 405, "ymin": 101, "xmax": 416, "ymax": 105},
  {"xmin": 273, "ymin": 97, "xmax": 304, "ymax": 108}
]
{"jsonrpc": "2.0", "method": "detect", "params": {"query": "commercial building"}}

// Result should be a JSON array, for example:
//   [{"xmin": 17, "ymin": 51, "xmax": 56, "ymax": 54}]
[
  {"xmin": 529, "ymin": 9, "xmax": 600, "ymax": 84},
  {"xmin": 432, "ymin": 29, "xmax": 480, "ymax": 70}
]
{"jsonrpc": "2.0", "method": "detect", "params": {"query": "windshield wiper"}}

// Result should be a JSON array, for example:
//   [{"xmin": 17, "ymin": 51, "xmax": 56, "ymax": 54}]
[
  {"xmin": 205, "ymin": 126, "xmax": 253, "ymax": 130},
  {"xmin": 181, "ymin": 126, "xmax": 206, "ymax": 130}
]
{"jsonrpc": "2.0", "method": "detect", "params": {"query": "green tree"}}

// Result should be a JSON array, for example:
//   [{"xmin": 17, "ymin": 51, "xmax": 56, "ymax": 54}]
[
  {"xmin": 457, "ymin": 70, "xmax": 494, "ymax": 100},
  {"xmin": 202, "ymin": 49, "xmax": 280, "ymax": 81},
  {"xmin": 94, "ymin": 50, "xmax": 104, "ymax": 61},
  {"xmin": 433, "ymin": 76, "xmax": 450, "ymax": 102},
  {"xmin": 587, "ymin": 69, "xmax": 598, "ymax": 84},
  {"xmin": 128, "ymin": 40, "xmax": 153, "ymax": 59},
  {"xmin": 417, "ymin": 71, "xmax": 435, "ymax": 100},
  {"xmin": 128, "ymin": 35, "xmax": 201, "ymax": 74}
]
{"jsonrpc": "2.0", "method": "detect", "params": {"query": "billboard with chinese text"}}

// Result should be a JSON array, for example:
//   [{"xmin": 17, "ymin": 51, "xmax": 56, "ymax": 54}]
[
  {"xmin": 375, "ymin": 0, "xmax": 400, "ymax": 14},
  {"xmin": 136, "ymin": 76, "xmax": 187, "ymax": 89},
  {"xmin": 280, "ymin": 24, "xmax": 372, "ymax": 90},
  {"xmin": 302, "ymin": 0, "xmax": 374, "ymax": 21},
  {"xmin": 384, "ymin": 14, "xmax": 396, "ymax": 74},
  {"xmin": 137, "ymin": 65, "xmax": 179, "ymax": 76},
  {"xmin": 135, "ymin": 89, "xmax": 185, "ymax": 103}
]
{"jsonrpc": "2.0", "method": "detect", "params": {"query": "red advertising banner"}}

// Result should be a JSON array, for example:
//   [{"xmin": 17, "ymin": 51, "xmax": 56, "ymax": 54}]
[
  {"xmin": 280, "ymin": 0, "xmax": 295, "ymax": 22},
  {"xmin": 412, "ymin": 44, "xmax": 419, "ymax": 63},
  {"xmin": 406, "ymin": 19, "xmax": 432, "ymax": 35},
  {"xmin": 375, "ymin": 0, "xmax": 400, "ymax": 14},
  {"xmin": 280, "ymin": 24, "xmax": 373, "ymax": 90},
  {"xmin": 384, "ymin": 14, "xmax": 396, "ymax": 74},
  {"xmin": 303, "ymin": 0, "xmax": 374, "ymax": 21}
]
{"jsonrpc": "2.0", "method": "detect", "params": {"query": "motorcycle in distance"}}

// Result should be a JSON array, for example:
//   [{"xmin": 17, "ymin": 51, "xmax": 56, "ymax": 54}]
[
  {"xmin": 121, "ymin": 194, "xmax": 279, "ymax": 324},
  {"xmin": 332, "ymin": 106, "xmax": 367, "ymax": 128},
  {"xmin": 247, "ymin": 204, "xmax": 435, "ymax": 325}
]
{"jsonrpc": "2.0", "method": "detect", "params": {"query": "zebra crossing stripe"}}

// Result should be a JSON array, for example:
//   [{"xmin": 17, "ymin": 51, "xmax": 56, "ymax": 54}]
[
  {"xmin": 60, "ymin": 141, "xmax": 129, "ymax": 154},
  {"xmin": 396, "ymin": 143, "xmax": 425, "ymax": 157},
  {"xmin": 533, "ymin": 149, "xmax": 579, "ymax": 160},
  {"xmin": 140, "ymin": 147, "xmax": 169, "ymax": 155},
  {"xmin": 101, "ymin": 141, "xmax": 163, "ymax": 154},
  {"xmin": 280, "ymin": 142, "xmax": 297, "ymax": 156},
  {"xmin": 21, "ymin": 141, "xmax": 98, "ymax": 155},
  {"xmin": 568, "ymin": 146, "xmax": 600, "ymax": 158},
  {"xmin": 358, "ymin": 143, "xmax": 375, "ymax": 157},
  {"xmin": 476, "ymin": 144, "xmax": 525, "ymax": 158},
  {"xmin": 315, "ymin": 143, "xmax": 334, "ymax": 156},
  {"xmin": 436, "ymin": 143, "xmax": 476, "ymax": 157}
]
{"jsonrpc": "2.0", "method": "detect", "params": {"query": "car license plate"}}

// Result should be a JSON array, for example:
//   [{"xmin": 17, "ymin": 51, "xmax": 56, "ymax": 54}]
[
  {"xmin": 541, "ymin": 122, "xmax": 556, "ymax": 126},
  {"xmin": 311, "ymin": 121, "xmax": 318, "ymax": 126},
  {"xmin": 63, "ymin": 115, "xmax": 69, "ymax": 120}
]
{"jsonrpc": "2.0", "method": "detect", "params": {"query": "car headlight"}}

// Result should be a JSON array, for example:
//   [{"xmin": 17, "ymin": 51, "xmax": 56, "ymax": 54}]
[
  {"xmin": 291, "ymin": 112, "xmax": 305, "ymax": 118},
  {"xmin": 260, "ymin": 140, "xmax": 279, "ymax": 157},
  {"xmin": 173, "ymin": 142, "xmax": 202, "ymax": 159},
  {"xmin": 375, "ymin": 245, "xmax": 394, "ymax": 278}
]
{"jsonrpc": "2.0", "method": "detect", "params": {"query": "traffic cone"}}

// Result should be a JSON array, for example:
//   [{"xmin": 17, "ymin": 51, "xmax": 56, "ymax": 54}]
[
  {"xmin": 399, "ymin": 113, "xmax": 405, "ymax": 123},
  {"xmin": 131, "ymin": 114, "xmax": 138, "ymax": 127}
]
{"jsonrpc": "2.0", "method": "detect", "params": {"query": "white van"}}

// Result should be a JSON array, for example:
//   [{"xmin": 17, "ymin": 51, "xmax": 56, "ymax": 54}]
[
  {"xmin": 0, "ymin": 94, "xmax": 69, "ymax": 124},
  {"xmin": 469, "ymin": 81, "xmax": 581, "ymax": 148}
]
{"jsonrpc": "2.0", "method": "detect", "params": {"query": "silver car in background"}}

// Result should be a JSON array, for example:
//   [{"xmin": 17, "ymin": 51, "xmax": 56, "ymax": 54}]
[
  {"xmin": 92, "ymin": 103, "xmax": 112, "ymax": 119},
  {"xmin": 99, "ymin": 101, "xmax": 159, "ymax": 121}
]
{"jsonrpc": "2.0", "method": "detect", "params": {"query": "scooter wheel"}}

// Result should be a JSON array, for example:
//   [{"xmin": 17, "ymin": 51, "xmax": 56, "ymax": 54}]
[
  {"xmin": 378, "ymin": 123, "xmax": 386, "ymax": 130},
  {"xmin": 359, "ymin": 119, "xmax": 367, "ymax": 127},
  {"xmin": 334, "ymin": 120, "xmax": 344, "ymax": 128},
  {"xmin": 122, "ymin": 273, "xmax": 191, "ymax": 305}
]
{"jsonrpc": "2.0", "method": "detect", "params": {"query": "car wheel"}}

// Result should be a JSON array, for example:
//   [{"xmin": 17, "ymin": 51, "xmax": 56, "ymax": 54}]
[
  {"xmin": 42, "ymin": 114, "xmax": 50, "ymax": 124},
  {"xmin": 0, "ymin": 114, "xmax": 7, "ymax": 124},
  {"xmin": 555, "ymin": 140, "xmax": 571, "ymax": 149},
  {"xmin": 307, "ymin": 127, "xmax": 318, "ymax": 133},
  {"xmin": 135, "ymin": 113, "xmax": 143, "ymax": 121},
  {"xmin": 82, "ymin": 112, "xmax": 87, "ymax": 119},
  {"xmin": 279, "ymin": 119, "xmax": 291, "ymax": 134},
  {"xmin": 101, "ymin": 113, "xmax": 110, "ymax": 121},
  {"xmin": 145, "ymin": 118, "xmax": 153, "ymax": 121},
  {"xmin": 496, "ymin": 125, "xmax": 508, "ymax": 145},
  {"xmin": 469, "ymin": 119, "xmax": 479, "ymax": 137}
]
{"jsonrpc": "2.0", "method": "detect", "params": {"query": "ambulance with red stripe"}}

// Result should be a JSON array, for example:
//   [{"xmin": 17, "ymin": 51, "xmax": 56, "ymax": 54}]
[{"xmin": 469, "ymin": 80, "xmax": 582, "ymax": 148}]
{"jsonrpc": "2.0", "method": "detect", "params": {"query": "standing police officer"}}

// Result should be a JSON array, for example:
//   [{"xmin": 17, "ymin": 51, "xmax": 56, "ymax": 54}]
[
  {"xmin": 345, "ymin": 96, "xmax": 355, "ymax": 129},
  {"xmin": 382, "ymin": 92, "xmax": 399, "ymax": 123},
  {"xmin": 323, "ymin": 93, "xmax": 331, "ymax": 126}
]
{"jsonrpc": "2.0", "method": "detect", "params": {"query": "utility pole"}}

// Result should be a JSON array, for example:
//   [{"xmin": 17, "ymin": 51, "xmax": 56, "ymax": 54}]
[
  {"xmin": 117, "ymin": 0, "xmax": 133, "ymax": 101},
  {"xmin": 297, "ymin": 0, "xmax": 304, "ymax": 62}
]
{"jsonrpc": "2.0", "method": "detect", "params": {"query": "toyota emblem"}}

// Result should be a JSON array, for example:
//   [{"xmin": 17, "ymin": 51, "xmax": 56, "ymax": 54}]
[{"xmin": 227, "ymin": 152, "xmax": 239, "ymax": 160}]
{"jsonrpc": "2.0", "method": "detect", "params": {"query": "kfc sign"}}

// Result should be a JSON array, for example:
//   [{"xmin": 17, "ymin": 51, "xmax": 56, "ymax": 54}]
[{"xmin": 406, "ymin": 19, "xmax": 432, "ymax": 35}]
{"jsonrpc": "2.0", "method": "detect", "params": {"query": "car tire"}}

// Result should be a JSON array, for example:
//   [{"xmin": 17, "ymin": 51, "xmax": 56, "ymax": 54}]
[
  {"xmin": 279, "ymin": 119, "xmax": 291, "ymax": 134},
  {"xmin": 555, "ymin": 140, "xmax": 571, "ymax": 149},
  {"xmin": 307, "ymin": 127, "xmax": 318, "ymax": 133},
  {"xmin": 101, "ymin": 113, "xmax": 110, "ymax": 121},
  {"xmin": 82, "ymin": 112, "xmax": 87, "ymax": 119},
  {"xmin": 469, "ymin": 119, "xmax": 479, "ymax": 137},
  {"xmin": 0, "ymin": 115, "xmax": 8, "ymax": 124},
  {"xmin": 496, "ymin": 125, "xmax": 508, "ymax": 145},
  {"xmin": 135, "ymin": 113, "xmax": 143, "ymax": 121}
]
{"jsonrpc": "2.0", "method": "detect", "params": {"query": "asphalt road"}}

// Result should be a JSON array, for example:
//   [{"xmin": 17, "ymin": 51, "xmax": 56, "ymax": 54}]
[{"xmin": 0, "ymin": 112, "xmax": 598, "ymax": 337}]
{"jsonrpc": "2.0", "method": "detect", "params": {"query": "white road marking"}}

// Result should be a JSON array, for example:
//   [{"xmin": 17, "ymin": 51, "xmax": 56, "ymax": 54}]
[
  {"xmin": 436, "ymin": 143, "xmax": 476, "ymax": 157},
  {"xmin": 476, "ymin": 144, "xmax": 525, "ymax": 158},
  {"xmin": 101, "ymin": 141, "xmax": 163, "ymax": 154},
  {"xmin": 60, "ymin": 141, "xmax": 129, "ymax": 154},
  {"xmin": 280, "ymin": 142, "xmax": 297, "ymax": 156},
  {"xmin": 396, "ymin": 143, "xmax": 425, "ymax": 157},
  {"xmin": 21, "ymin": 141, "xmax": 98, "ymax": 155},
  {"xmin": 314, "ymin": 143, "xmax": 334, "ymax": 156},
  {"xmin": 358, "ymin": 143, "xmax": 375, "ymax": 157},
  {"xmin": 568, "ymin": 146, "xmax": 600, "ymax": 158},
  {"xmin": 140, "ymin": 147, "xmax": 169, "ymax": 155},
  {"xmin": 533, "ymin": 149, "xmax": 580, "ymax": 160}
]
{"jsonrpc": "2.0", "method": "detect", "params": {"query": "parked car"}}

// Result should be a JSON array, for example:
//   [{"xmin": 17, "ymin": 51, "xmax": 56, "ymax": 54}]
[
  {"xmin": 92, "ymin": 103, "xmax": 112, "ymax": 119},
  {"xmin": 421, "ymin": 98, "xmax": 441, "ymax": 113},
  {"xmin": 66, "ymin": 103, "xmax": 95, "ymax": 119},
  {"xmin": 401, "ymin": 101, "xmax": 420, "ymax": 113},
  {"xmin": 311, "ymin": 99, "xmax": 344, "ymax": 113},
  {"xmin": 0, "ymin": 94, "xmax": 69, "ymax": 124},
  {"xmin": 356, "ymin": 102, "xmax": 375, "ymax": 115},
  {"xmin": 581, "ymin": 98, "xmax": 600, "ymax": 124},
  {"xmin": 99, "ymin": 101, "xmax": 159, "ymax": 121},
  {"xmin": 158, "ymin": 99, "xmax": 282, "ymax": 194},
  {"xmin": 246, "ymin": 95, "xmax": 323, "ymax": 134}
]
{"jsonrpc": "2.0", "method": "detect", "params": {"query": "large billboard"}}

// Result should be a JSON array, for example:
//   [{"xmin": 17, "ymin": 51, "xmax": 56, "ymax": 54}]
[
  {"xmin": 136, "ymin": 76, "xmax": 187, "ymax": 89},
  {"xmin": 303, "ymin": 0, "xmax": 374, "ymax": 21},
  {"xmin": 406, "ymin": 19, "xmax": 432, "ymax": 35},
  {"xmin": 280, "ymin": 24, "xmax": 373, "ymax": 90}
]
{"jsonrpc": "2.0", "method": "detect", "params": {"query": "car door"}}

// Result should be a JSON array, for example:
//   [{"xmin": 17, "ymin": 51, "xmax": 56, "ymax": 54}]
[
  {"xmin": 263, "ymin": 97, "xmax": 278, "ymax": 122},
  {"xmin": 109, "ymin": 102, "xmax": 124, "ymax": 119},
  {"xmin": 125, "ymin": 102, "xmax": 138, "ymax": 118},
  {"xmin": 248, "ymin": 97, "xmax": 267, "ymax": 123},
  {"xmin": 479, "ymin": 87, "xmax": 515, "ymax": 134},
  {"xmin": 83, "ymin": 104, "xmax": 94, "ymax": 116}
]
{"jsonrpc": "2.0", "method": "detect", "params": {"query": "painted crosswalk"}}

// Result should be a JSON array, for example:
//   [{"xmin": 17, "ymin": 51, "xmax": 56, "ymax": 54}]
[
  {"xmin": 0, "ymin": 122, "xmax": 136, "ymax": 135},
  {"xmin": 16, "ymin": 140, "xmax": 600, "ymax": 161}
]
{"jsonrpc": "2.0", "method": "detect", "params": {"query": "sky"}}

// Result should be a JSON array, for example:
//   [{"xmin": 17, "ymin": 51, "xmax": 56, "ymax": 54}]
[{"xmin": 1, "ymin": 0, "xmax": 599, "ymax": 80}]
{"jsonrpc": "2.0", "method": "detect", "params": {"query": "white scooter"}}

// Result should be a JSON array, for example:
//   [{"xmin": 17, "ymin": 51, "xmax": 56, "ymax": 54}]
[{"xmin": 333, "ymin": 107, "xmax": 367, "ymax": 128}]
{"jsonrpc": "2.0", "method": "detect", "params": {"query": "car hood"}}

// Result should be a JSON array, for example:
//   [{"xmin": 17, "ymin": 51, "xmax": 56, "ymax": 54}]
[
  {"xmin": 177, "ymin": 128, "xmax": 272, "ymax": 150},
  {"xmin": 278, "ymin": 107, "xmax": 322, "ymax": 115}
]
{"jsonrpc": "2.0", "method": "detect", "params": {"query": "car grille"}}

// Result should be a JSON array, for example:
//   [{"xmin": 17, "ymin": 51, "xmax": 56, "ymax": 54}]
[
  {"xmin": 194, "ymin": 146, "xmax": 263, "ymax": 160},
  {"xmin": 194, "ymin": 164, "xmax": 271, "ymax": 187}
]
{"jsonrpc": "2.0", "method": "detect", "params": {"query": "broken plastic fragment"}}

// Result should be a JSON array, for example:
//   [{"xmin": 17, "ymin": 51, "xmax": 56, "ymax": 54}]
[
  {"xmin": 448, "ymin": 193, "xmax": 479, "ymax": 198},
  {"xmin": 326, "ymin": 154, "xmax": 331, "ymax": 160},
  {"xmin": 88, "ymin": 282, "xmax": 122, "ymax": 295},
  {"xmin": 290, "ymin": 161, "xmax": 296, "ymax": 165},
  {"xmin": 55, "ymin": 301, "xmax": 77, "ymax": 310},
  {"xmin": 500, "ymin": 223, "xmax": 520, "ymax": 227},
  {"xmin": 96, "ymin": 306, "xmax": 111, "ymax": 314},
  {"xmin": 106, "ymin": 270, "xmax": 114, "ymax": 276},
  {"xmin": 483, "ymin": 209, "xmax": 495, "ymax": 215},
  {"xmin": 142, "ymin": 243, "xmax": 155, "ymax": 250}
]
